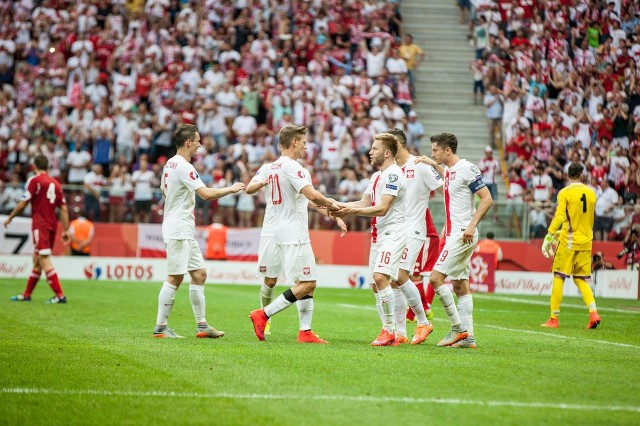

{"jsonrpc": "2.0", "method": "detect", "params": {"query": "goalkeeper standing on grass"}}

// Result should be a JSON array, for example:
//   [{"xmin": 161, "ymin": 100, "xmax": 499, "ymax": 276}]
[{"xmin": 541, "ymin": 163, "xmax": 601, "ymax": 329}]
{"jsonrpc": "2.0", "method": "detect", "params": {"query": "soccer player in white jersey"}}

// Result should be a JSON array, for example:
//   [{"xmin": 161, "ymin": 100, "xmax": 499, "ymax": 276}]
[
  {"xmin": 333, "ymin": 133, "xmax": 408, "ymax": 346},
  {"xmin": 385, "ymin": 128, "xmax": 442, "ymax": 345},
  {"xmin": 153, "ymin": 124, "xmax": 246, "ymax": 339},
  {"xmin": 249, "ymin": 125, "xmax": 339, "ymax": 344},
  {"xmin": 247, "ymin": 157, "xmax": 346, "ymax": 336},
  {"xmin": 416, "ymin": 133, "xmax": 493, "ymax": 348}
]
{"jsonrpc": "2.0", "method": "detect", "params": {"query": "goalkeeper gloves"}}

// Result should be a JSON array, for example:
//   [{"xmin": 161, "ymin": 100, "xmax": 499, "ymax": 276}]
[{"xmin": 541, "ymin": 232, "xmax": 560, "ymax": 258}]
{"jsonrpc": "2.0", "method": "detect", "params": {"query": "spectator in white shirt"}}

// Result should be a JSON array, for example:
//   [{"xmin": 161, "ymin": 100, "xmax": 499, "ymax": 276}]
[
  {"xmin": 232, "ymin": 107, "xmax": 258, "ymax": 139},
  {"xmin": 66, "ymin": 143, "xmax": 92, "ymax": 185},
  {"xmin": 594, "ymin": 179, "xmax": 619, "ymax": 241}
]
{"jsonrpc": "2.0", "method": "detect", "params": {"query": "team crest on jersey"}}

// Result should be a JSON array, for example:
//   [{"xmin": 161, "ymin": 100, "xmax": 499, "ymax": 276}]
[
  {"xmin": 406, "ymin": 170, "xmax": 414, "ymax": 178},
  {"xmin": 260, "ymin": 266, "xmax": 267, "ymax": 273},
  {"xmin": 189, "ymin": 171, "xmax": 199, "ymax": 180},
  {"xmin": 303, "ymin": 267, "xmax": 310, "ymax": 275},
  {"xmin": 388, "ymin": 173, "xmax": 398, "ymax": 182},
  {"xmin": 297, "ymin": 170, "xmax": 304, "ymax": 178}
]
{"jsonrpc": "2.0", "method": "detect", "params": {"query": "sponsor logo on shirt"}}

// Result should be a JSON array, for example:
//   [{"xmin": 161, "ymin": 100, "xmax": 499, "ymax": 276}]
[
  {"xmin": 189, "ymin": 171, "xmax": 199, "ymax": 180},
  {"xmin": 388, "ymin": 173, "xmax": 398, "ymax": 182},
  {"xmin": 386, "ymin": 184, "xmax": 398, "ymax": 190},
  {"xmin": 406, "ymin": 170, "xmax": 414, "ymax": 178},
  {"xmin": 303, "ymin": 267, "xmax": 310, "ymax": 275}
]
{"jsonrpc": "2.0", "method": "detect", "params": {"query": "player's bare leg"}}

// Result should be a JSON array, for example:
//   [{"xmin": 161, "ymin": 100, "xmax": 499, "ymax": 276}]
[{"xmin": 430, "ymin": 270, "xmax": 468, "ymax": 346}]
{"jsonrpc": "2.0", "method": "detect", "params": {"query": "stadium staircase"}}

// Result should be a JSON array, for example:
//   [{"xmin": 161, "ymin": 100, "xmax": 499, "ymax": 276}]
[{"xmin": 401, "ymin": 0, "xmax": 510, "ymax": 237}]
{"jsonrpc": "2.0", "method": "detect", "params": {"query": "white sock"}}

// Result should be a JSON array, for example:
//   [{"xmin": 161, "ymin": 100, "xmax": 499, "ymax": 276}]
[
  {"xmin": 378, "ymin": 286, "xmax": 395, "ymax": 333},
  {"xmin": 400, "ymin": 280, "xmax": 429, "ymax": 326},
  {"xmin": 393, "ymin": 288, "xmax": 407, "ymax": 337},
  {"xmin": 373, "ymin": 291, "xmax": 384, "ymax": 326},
  {"xmin": 156, "ymin": 282, "xmax": 177, "ymax": 325},
  {"xmin": 264, "ymin": 293, "xmax": 294, "ymax": 317},
  {"xmin": 189, "ymin": 284, "xmax": 207, "ymax": 325},
  {"xmin": 260, "ymin": 283, "xmax": 274, "ymax": 308},
  {"xmin": 435, "ymin": 285, "xmax": 462, "ymax": 327},
  {"xmin": 297, "ymin": 297, "xmax": 314, "ymax": 330},
  {"xmin": 457, "ymin": 294, "xmax": 474, "ymax": 337}
]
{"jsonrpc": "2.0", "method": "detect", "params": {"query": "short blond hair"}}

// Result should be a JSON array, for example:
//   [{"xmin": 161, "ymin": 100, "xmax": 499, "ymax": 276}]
[
  {"xmin": 279, "ymin": 125, "xmax": 308, "ymax": 149},
  {"xmin": 374, "ymin": 133, "xmax": 399, "ymax": 157}
]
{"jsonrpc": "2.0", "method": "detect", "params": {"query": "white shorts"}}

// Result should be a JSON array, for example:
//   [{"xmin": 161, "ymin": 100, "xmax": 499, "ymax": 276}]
[
  {"xmin": 165, "ymin": 239, "xmax": 206, "ymax": 275},
  {"xmin": 399, "ymin": 237, "xmax": 426, "ymax": 273},
  {"xmin": 279, "ymin": 242, "xmax": 317, "ymax": 285},
  {"xmin": 257, "ymin": 236, "xmax": 282, "ymax": 278},
  {"xmin": 368, "ymin": 234, "xmax": 407, "ymax": 282},
  {"xmin": 433, "ymin": 234, "xmax": 478, "ymax": 280}
]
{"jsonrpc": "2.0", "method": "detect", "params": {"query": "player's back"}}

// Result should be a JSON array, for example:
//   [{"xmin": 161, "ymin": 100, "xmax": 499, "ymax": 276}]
[
  {"xmin": 402, "ymin": 156, "xmax": 442, "ymax": 239},
  {"xmin": 558, "ymin": 183, "xmax": 596, "ymax": 251},
  {"xmin": 269, "ymin": 156, "xmax": 311, "ymax": 245},
  {"xmin": 26, "ymin": 173, "xmax": 65, "ymax": 231}
]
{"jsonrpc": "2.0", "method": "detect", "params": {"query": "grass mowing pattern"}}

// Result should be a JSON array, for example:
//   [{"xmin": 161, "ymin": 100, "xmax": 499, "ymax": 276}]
[{"xmin": 1, "ymin": 279, "xmax": 639, "ymax": 425}]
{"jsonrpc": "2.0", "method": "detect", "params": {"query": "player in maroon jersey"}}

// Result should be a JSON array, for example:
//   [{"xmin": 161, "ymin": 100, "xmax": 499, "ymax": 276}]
[
  {"xmin": 3, "ymin": 155, "xmax": 70, "ymax": 303},
  {"xmin": 407, "ymin": 208, "xmax": 440, "ymax": 322}
]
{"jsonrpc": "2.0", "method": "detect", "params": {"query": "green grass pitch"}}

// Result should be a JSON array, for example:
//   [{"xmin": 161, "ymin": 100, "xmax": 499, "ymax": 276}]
[{"xmin": 1, "ymin": 279, "xmax": 639, "ymax": 425}]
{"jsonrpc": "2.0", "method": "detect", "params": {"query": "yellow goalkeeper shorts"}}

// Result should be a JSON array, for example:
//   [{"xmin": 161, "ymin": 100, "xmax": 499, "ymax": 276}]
[{"xmin": 552, "ymin": 244, "xmax": 592, "ymax": 279}]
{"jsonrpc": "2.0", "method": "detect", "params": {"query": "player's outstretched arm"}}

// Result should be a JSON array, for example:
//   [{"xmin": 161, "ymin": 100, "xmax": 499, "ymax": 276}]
[
  {"xmin": 338, "ymin": 193, "xmax": 372, "ymax": 209},
  {"xmin": 463, "ymin": 186, "xmax": 493, "ymax": 244},
  {"xmin": 415, "ymin": 156, "xmax": 445, "ymax": 178},
  {"xmin": 196, "ymin": 182, "xmax": 246, "ymax": 200},
  {"xmin": 3, "ymin": 200, "xmax": 28, "ymax": 228},
  {"xmin": 300, "ymin": 185, "xmax": 338, "ymax": 210},
  {"xmin": 334, "ymin": 194, "xmax": 395, "ymax": 218},
  {"xmin": 246, "ymin": 179, "xmax": 268, "ymax": 195},
  {"xmin": 310, "ymin": 203, "xmax": 348, "ymax": 237}
]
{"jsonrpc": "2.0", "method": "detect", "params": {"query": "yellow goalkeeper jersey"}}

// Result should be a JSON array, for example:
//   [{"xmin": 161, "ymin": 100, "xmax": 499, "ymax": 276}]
[{"xmin": 547, "ymin": 182, "xmax": 596, "ymax": 251}]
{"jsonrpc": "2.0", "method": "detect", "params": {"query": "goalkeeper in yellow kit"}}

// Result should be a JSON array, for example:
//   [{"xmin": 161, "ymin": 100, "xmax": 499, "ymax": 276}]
[{"xmin": 540, "ymin": 163, "xmax": 601, "ymax": 329}]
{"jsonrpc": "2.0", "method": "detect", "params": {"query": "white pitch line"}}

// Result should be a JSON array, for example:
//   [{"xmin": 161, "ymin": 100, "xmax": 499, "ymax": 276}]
[
  {"xmin": 336, "ymin": 304, "xmax": 640, "ymax": 350},
  {"xmin": 473, "ymin": 294, "xmax": 640, "ymax": 315},
  {"xmin": 2, "ymin": 388, "xmax": 639, "ymax": 414}
]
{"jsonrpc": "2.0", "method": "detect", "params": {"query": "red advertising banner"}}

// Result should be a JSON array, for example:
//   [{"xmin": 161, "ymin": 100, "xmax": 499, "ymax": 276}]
[{"xmin": 469, "ymin": 252, "xmax": 496, "ymax": 293}]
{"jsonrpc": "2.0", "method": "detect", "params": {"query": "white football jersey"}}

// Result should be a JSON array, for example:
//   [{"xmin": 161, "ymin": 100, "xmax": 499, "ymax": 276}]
[
  {"xmin": 443, "ymin": 159, "xmax": 486, "ymax": 237},
  {"xmin": 251, "ymin": 162, "xmax": 275, "ymax": 237},
  {"xmin": 264, "ymin": 156, "xmax": 312, "ymax": 245},
  {"xmin": 161, "ymin": 154, "xmax": 205, "ymax": 240},
  {"xmin": 401, "ymin": 155, "xmax": 443, "ymax": 240},
  {"xmin": 365, "ymin": 163, "xmax": 406, "ymax": 242}
]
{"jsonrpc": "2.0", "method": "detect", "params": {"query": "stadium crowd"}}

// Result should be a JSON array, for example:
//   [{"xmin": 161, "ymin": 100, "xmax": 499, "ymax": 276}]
[
  {"xmin": 469, "ymin": 0, "xmax": 640, "ymax": 240},
  {"xmin": 0, "ymin": 0, "xmax": 429, "ymax": 231}
]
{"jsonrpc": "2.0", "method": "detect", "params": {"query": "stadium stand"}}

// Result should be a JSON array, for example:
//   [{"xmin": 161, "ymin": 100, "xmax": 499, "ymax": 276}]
[{"xmin": 0, "ymin": 0, "xmax": 419, "ymax": 228}]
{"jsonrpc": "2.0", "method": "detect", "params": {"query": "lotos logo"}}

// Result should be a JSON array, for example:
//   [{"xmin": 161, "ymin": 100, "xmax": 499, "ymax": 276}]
[
  {"xmin": 83, "ymin": 262, "xmax": 153, "ymax": 281},
  {"xmin": 348, "ymin": 272, "xmax": 367, "ymax": 289},
  {"xmin": 84, "ymin": 263, "xmax": 103, "ymax": 280}
]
